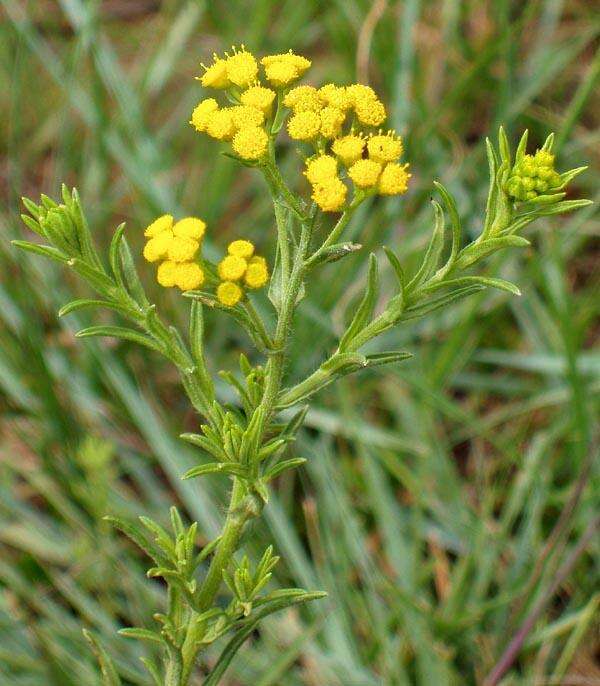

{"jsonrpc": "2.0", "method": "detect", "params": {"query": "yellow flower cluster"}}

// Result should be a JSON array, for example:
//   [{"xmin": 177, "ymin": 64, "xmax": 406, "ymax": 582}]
[
  {"xmin": 143, "ymin": 215, "xmax": 206, "ymax": 291},
  {"xmin": 216, "ymin": 240, "xmax": 269, "ymax": 307},
  {"xmin": 281, "ymin": 82, "xmax": 409, "ymax": 211},
  {"xmin": 192, "ymin": 46, "xmax": 313, "ymax": 162},
  {"xmin": 191, "ymin": 45, "xmax": 410, "ymax": 212}
]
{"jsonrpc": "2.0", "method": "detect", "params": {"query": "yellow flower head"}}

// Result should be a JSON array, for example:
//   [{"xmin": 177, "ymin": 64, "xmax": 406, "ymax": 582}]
[
  {"xmin": 167, "ymin": 236, "xmax": 200, "ymax": 263},
  {"xmin": 287, "ymin": 110, "xmax": 321, "ymax": 141},
  {"xmin": 320, "ymin": 106, "xmax": 346, "ymax": 139},
  {"xmin": 355, "ymin": 98, "xmax": 386, "ymax": 127},
  {"xmin": 206, "ymin": 109, "xmax": 236, "ymax": 141},
  {"xmin": 311, "ymin": 178, "xmax": 347, "ymax": 212},
  {"xmin": 304, "ymin": 154, "xmax": 338, "ymax": 184},
  {"xmin": 264, "ymin": 60, "xmax": 299, "ymax": 87},
  {"xmin": 244, "ymin": 260, "xmax": 269, "ymax": 289},
  {"xmin": 228, "ymin": 239, "xmax": 255, "ymax": 259},
  {"xmin": 198, "ymin": 56, "xmax": 230, "ymax": 89},
  {"xmin": 225, "ymin": 46, "xmax": 258, "ymax": 88},
  {"xmin": 217, "ymin": 281, "xmax": 243, "ymax": 307},
  {"xmin": 240, "ymin": 85, "xmax": 277, "ymax": 115},
  {"xmin": 190, "ymin": 99, "xmax": 219, "ymax": 133},
  {"xmin": 232, "ymin": 126, "xmax": 269, "ymax": 160},
  {"xmin": 348, "ymin": 158, "xmax": 382, "ymax": 188},
  {"xmin": 367, "ymin": 131, "xmax": 403, "ymax": 163},
  {"xmin": 173, "ymin": 217, "xmax": 206, "ymax": 241},
  {"xmin": 318, "ymin": 84, "xmax": 351, "ymax": 111},
  {"xmin": 143, "ymin": 232, "xmax": 172, "ymax": 263},
  {"xmin": 230, "ymin": 105, "xmax": 265, "ymax": 130},
  {"xmin": 249, "ymin": 255, "xmax": 267, "ymax": 269},
  {"xmin": 346, "ymin": 84, "xmax": 378, "ymax": 105},
  {"xmin": 283, "ymin": 86, "xmax": 323, "ymax": 113},
  {"xmin": 378, "ymin": 162, "xmax": 411, "ymax": 195},
  {"xmin": 157, "ymin": 260, "xmax": 179, "ymax": 288},
  {"xmin": 261, "ymin": 52, "xmax": 311, "ymax": 74},
  {"xmin": 332, "ymin": 134, "xmax": 365, "ymax": 166},
  {"xmin": 218, "ymin": 255, "xmax": 247, "ymax": 281},
  {"xmin": 144, "ymin": 214, "xmax": 174, "ymax": 238},
  {"xmin": 173, "ymin": 262, "xmax": 205, "ymax": 291}
]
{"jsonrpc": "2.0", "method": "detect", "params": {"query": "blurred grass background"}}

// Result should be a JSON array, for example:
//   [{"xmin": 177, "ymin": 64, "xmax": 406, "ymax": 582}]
[{"xmin": 0, "ymin": 1, "xmax": 599, "ymax": 684}]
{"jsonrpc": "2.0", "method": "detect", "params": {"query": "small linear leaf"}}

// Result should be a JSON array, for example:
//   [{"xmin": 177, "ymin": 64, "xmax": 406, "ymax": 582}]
[
  {"xmin": 424, "ymin": 276, "xmax": 521, "ymax": 296},
  {"xmin": 75, "ymin": 325, "xmax": 164, "ymax": 353},
  {"xmin": 103, "ymin": 515, "xmax": 170, "ymax": 567},
  {"xmin": 406, "ymin": 200, "xmax": 445, "ymax": 291},
  {"xmin": 118, "ymin": 627, "xmax": 164, "ymax": 645},
  {"xmin": 82, "ymin": 630, "xmax": 122, "ymax": 686},
  {"xmin": 339, "ymin": 253, "xmax": 379, "ymax": 352},
  {"xmin": 11, "ymin": 240, "xmax": 69, "ymax": 264},
  {"xmin": 58, "ymin": 299, "xmax": 134, "ymax": 317},
  {"xmin": 182, "ymin": 463, "xmax": 247, "ymax": 480},
  {"xmin": 264, "ymin": 457, "xmax": 307, "ymax": 481}
]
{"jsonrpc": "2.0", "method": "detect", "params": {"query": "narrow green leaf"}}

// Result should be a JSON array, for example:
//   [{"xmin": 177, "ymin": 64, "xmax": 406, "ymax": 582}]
[
  {"xmin": 75, "ymin": 325, "xmax": 164, "ymax": 353},
  {"xmin": 103, "ymin": 515, "xmax": 170, "ymax": 567},
  {"xmin": 11, "ymin": 240, "xmax": 69, "ymax": 264},
  {"xmin": 82, "ymin": 629, "xmax": 122, "ymax": 686},
  {"xmin": 264, "ymin": 458, "xmax": 307, "ymax": 481},
  {"xmin": 339, "ymin": 253, "xmax": 379, "ymax": 352},
  {"xmin": 118, "ymin": 627, "xmax": 164, "ymax": 645},
  {"xmin": 433, "ymin": 181, "xmax": 462, "ymax": 268},
  {"xmin": 424, "ymin": 276, "xmax": 521, "ymax": 296},
  {"xmin": 406, "ymin": 200, "xmax": 445, "ymax": 291},
  {"xmin": 182, "ymin": 463, "xmax": 247, "ymax": 480},
  {"xmin": 58, "ymin": 298, "xmax": 134, "ymax": 317}
]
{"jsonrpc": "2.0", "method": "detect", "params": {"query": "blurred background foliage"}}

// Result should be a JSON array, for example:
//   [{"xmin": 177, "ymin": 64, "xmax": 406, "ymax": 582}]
[{"xmin": 0, "ymin": 1, "xmax": 599, "ymax": 684}]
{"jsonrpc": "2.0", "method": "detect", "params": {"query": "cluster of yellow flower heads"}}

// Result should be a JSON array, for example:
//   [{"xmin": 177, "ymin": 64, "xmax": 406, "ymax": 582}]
[
  {"xmin": 217, "ymin": 240, "xmax": 269, "ymax": 307},
  {"xmin": 506, "ymin": 149, "xmax": 562, "ymax": 202},
  {"xmin": 190, "ymin": 45, "xmax": 410, "ymax": 212},
  {"xmin": 143, "ymin": 215, "xmax": 206, "ymax": 291},
  {"xmin": 143, "ymin": 215, "xmax": 269, "ymax": 306}
]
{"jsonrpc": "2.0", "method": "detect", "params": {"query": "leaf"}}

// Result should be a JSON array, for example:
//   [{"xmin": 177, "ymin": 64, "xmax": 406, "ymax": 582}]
[
  {"xmin": 321, "ymin": 352, "xmax": 368, "ymax": 375},
  {"xmin": 339, "ymin": 253, "xmax": 379, "ymax": 352},
  {"xmin": 203, "ymin": 591, "xmax": 326, "ymax": 686},
  {"xmin": 423, "ymin": 276, "xmax": 521, "ymax": 296},
  {"xmin": 119, "ymin": 234, "xmax": 150, "ymax": 307},
  {"xmin": 527, "ymin": 199, "xmax": 593, "ymax": 217},
  {"xmin": 364, "ymin": 351, "xmax": 413, "ymax": 367},
  {"xmin": 482, "ymin": 138, "xmax": 499, "ymax": 237},
  {"xmin": 433, "ymin": 182, "xmax": 462, "ymax": 270},
  {"xmin": 182, "ymin": 463, "xmax": 247, "ymax": 480},
  {"xmin": 11, "ymin": 240, "xmax": 69, "ymax": 264},
  {"xmin": 498, "ymin": 125, "xmax": 511, "ymax": 165},
  {"xmin": 454, "ymin": 235, "xmax": 530, "ymax": 269},
  {"xmin": 75, "ymin": 325, "xmax": 164, "ymax": 353},
  {"xmin": 402, "ymin": 285, "xmax": 486, "ymax": 320},
  {"xmin": 309, "ymin": 241, "xmax": 362, "ymax": 266},
  {"xmin": 82, "ymin": 629, "xmax": 122, "ymax": 686},
  {"xmin": 103, "ymin": 515, "xmax": 170, "ymax": 567},
  {"xmin": 20, "ymin": 213, "xmax": 44, "ymax": 236},
  {"xmin": 383, "ymin": 246, "xmax": 405, "ymax": 290},
  {"xmin": 118, "ymin": 627, "xmax": 164, "ymax": 645},
  {"xmin": 109, "ymin": 223, "xmax": 127, "ymax": 287},
  {"xmin": 264, "ymin": 457, "xmax": 307, "ymax": 481},
  {"xmin": 406, "ymin": 200, "xmax": 445, "ymax": 291},
  {"xmin": 58, "ymin": 298, "xmax": 134, "ymax": 317},
  {"xmin": 515, "ymin": 129, "xmax": 529, "ymax": 163},
  {"xmin": 180, "ymin": 433, "xmax": 227, "ymax": 461}
]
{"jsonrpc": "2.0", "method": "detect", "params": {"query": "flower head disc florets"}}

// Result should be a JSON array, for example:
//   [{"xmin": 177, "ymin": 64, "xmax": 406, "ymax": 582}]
[
  {"xmin": 506, "ymin": 149, "xmax": 562, "ymax": 202},
  {"xmin": 191, "ymin": 45, "xmax": 409, "ymax": 217},
  {"xmin": 216, "ymin": 241, "xmax": 270, "ymax": 305}
]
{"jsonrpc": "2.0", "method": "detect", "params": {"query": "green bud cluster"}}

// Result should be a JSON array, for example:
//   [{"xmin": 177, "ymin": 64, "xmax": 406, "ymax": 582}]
[{"xmin": 505, "ymin": 150, "xmax": 561, "ymax": 202}]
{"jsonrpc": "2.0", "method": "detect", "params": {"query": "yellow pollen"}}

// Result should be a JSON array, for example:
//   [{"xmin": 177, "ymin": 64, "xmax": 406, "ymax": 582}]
[
  {"xmin": 232, "ymin": 126, "xmax": 269, "ymax": 160},
  {"xmin": 332, "ymin": 135, "xmax": 365, "ymax": 166},
  {"xmin": 264, "ymin": 61, "xmax": 299, "ymax": 87},
  {"xmin": 346, "ymin": 83, "xmax": 378, "ymax": 105},
  {"xmin": 261, "ymin": 52, "xmax": 311, "ymax": 74},
  {"xmin": 143, "ymin": 232, "xmax": 173, "ymax": 263},
  {"xmin": 144, "ymin": 214, "xmax": 174, "ymax": 238},
  {"xmin": 157, "ymin": 260, "xmax": 179, "ymax": 288},
  {"xmin": 284, "ymin": 86, "xmax": 323, "ymax": 112},
  {"xmin": 225, "ymin": 48, "xmax": 258, "ymax": 88},
  {"xmin": 354, "ymin": 98, "xmax": 387, "ymax": 126},
  {"xmin": 173, "ymin": 217, "xmax": 206, "ymax": 241},
  {"xmin": 190, "ymin": 99, "xmax": 219, "ymax": 133},
  {"xmin": 173, "ymin": 262, "xmax": 205, "ymax": 291},
  {"xmin": 206, "ymin": 109, "xmax": 236, "ymax": 141},
  {"xmin": 228, "ymin": 240, "xmax": 255, "ymax": 259},
  {"xmin": 367, "ymin": 132, "xmax": 403, "ymax": 163},
  {"xmin": 218, "ymin": 255, "xmax": 247, "ymax": 281},
  {"xmin": 378, "ymin": 162, "xmax": 411, "ymax": 195},
  {"xmin": 167, "ymin": 236, "xmax": 199, "ymax": 263},
  {"xmin": 311, "ymin": 178, "xmax": 347, "ymax": 212},
  {"xmin": 319, "ymin": 106, "xmax": 345, "ymax": 139},
  {"xmin": 217, "ymin": 281, "xmax": 243, "ymax": 307},
  {"xmin": 240, "ymin": 85, "xmax": 277, "ymax": 115},
  {"xmin": 230, "ymin": 105, "xmax": 265, "ymax": 130},
  {"xmin": 318, "ymin": 84, "xmax": 351, "ymax": 111},
  {"xmin": 244, "ymin": 261, "xmax": 269, "ymax": 289},
  {"xmin": 198, "ymin": 57, "xmax": 230, "ymax": 89},
  {"xmin": 305, "ymin": 155, "xmax": 338, "ymax": 184},
  {"xmin": 287, "ymin": 111, "xmax": 321, "ymax": 141},
  {"xmin": 348, "ymin": 159, "xmax": 382, "ymax": 188}
]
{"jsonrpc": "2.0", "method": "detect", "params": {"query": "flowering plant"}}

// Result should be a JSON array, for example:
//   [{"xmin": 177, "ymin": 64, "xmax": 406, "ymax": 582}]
[{"xmin": 15, "ymin": 45, "xmax": 589, "ymax": 686}]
